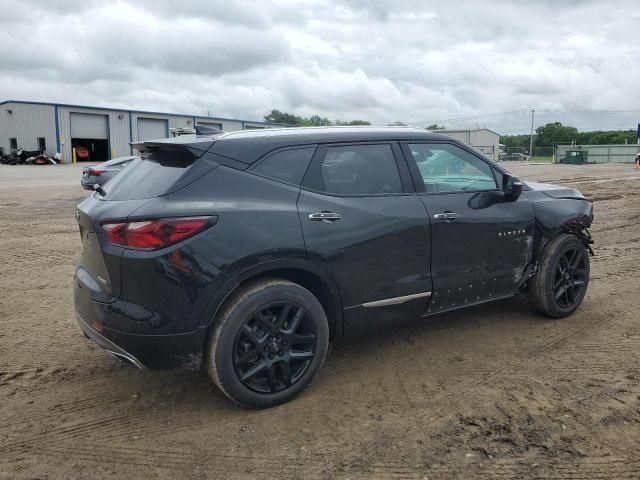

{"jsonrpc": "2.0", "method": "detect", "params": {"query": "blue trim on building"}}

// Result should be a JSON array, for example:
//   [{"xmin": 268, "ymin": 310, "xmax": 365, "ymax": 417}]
[
  {"xmin": 128, "ymin": 111, "xmax": 133, "ymax": 155},
  {"xmin": 0, "ymin": 100, "xmax": 290, "ymax": 127},
  {"xmin": 54, "ymin": 105, "xmax": 60, "ymax": 153},
  {"xmin": 106, "ymin": 113, "xmax": 112, "ymax": 159}
]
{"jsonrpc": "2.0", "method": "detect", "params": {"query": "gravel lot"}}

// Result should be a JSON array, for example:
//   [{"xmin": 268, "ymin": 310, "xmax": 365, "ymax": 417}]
[{"xmin": 1, "ymin": 162, "xmax": 639, "ymax": 479}]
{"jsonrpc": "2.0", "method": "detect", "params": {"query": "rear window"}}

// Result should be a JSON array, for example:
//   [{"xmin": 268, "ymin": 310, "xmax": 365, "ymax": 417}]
[
  {"xmin": 102, "ymin": 151, "xmax": 198, "ymax": 201},
  {"xmin": 251, "ymin": 147, "xmax": 315, "ymax": 185}
]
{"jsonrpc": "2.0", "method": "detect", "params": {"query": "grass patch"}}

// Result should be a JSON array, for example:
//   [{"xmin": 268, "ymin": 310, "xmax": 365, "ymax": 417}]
[{"xmin": 530, "ymin": 156, "xmax": 554, "ymax": 162}]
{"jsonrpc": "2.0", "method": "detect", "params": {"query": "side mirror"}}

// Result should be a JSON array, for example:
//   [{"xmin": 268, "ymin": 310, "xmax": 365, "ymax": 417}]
[{"xmin": 502, "ymin": 173, "xmax": 523, "ymax": 200}]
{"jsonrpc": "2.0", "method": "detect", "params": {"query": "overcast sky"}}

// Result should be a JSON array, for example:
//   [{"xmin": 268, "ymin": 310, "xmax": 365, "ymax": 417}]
[{"xmin": 1, "ymin": 0, "xmax": 639, "ymax": 133}]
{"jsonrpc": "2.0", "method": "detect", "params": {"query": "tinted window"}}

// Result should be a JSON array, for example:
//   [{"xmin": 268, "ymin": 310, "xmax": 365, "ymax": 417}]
[
  {"xmin": 252, "ymin": 147, "xmax": 315, "ymax": 185},
  {"xmin": 103, "ymin": 151, "xmax": 199, "ymax": 200},
  {"xmin": 319, "ymin": 144, "xmax": 402, "ymax": 195},
  {"xmin": 407, "ymin": 143, "xmax": 497, "ymax": 193}
]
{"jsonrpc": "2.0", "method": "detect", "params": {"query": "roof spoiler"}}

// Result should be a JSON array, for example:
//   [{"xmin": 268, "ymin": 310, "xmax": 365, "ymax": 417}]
[
  {"xmin": 130, "ymin": 135, "xmax": 217, "ymax": 155},
  {"xmin": 195, "ymin": 124, "xmax": 224, "ymax": 135}
]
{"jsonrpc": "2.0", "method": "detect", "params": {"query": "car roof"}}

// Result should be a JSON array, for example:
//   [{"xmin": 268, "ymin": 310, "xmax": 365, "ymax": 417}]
[{"xmin": 211, "ymin": 126, "xmax": 454, "ymax": 164}]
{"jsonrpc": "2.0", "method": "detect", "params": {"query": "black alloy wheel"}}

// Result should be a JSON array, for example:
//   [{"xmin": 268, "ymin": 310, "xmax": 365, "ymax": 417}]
[
  {"xmin": 528, "ymin": 233, "xmax": 590, "ymax": 318},
  {"xmin": 233, "ymin": 302, "xmax": 317, "ymax": 394},
  {"xmin": 552, "ymin": 246, "xmax": 587, "ymax": 309},
  {"xmin": 206, "ymin": 278, "xmax": 329, "ymax": 408}
]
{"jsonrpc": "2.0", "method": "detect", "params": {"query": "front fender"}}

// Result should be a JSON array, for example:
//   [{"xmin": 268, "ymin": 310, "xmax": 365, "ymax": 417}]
[{"xmin": 531, "ymin": 198, "xmax": 594, "ymax": 261}]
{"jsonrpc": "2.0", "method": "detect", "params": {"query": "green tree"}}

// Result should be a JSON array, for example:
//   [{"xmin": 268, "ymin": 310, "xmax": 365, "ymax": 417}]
[
  {"xmin": 501, "ymin": 125, "xmax": 637, "ymax": 149},
  {"xmin": 264, "ymin": 109, "xmax": 370, "ymax": 127},
  {"xmin": 264, "ymin": 110, "xmax": 301, "ymax": 125},
  {"xmin": 426, "ymin": 124, "xmax": 446, "ymax": 130},
  {"xmin": 303, "ymin": 115, "xmax": 333, "ymax": 126},
  {"xmin": 535, "ymin": 122, "xmax": 578, "ymax": 147}
]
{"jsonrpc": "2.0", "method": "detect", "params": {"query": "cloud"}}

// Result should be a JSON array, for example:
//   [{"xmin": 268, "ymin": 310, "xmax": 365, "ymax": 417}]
[{"xmin": 0, "ymin": 0, "xmax": 638, "ymax": 132}]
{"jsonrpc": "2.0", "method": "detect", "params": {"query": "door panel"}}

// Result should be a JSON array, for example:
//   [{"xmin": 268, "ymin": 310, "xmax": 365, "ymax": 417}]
[
  {"xmin": 400, "ymin": 141, "xmax": 535, "ymax": 314},
  {"xmin": 422, "ymin": 191, "xmax": 534, "ymax": 314},
  {"xmin": 298, "ymin": 141, "xmax": 433, "ymax": 332},
  {"xmin": 298, "ymin": 191, "xmax": 432, "ymax": 308}
]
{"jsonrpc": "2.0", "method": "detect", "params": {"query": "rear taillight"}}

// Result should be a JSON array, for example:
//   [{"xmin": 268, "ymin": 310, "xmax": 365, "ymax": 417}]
[
  {"xmin": 88, "ymin": 169, "xmax": 106, "ymax": 176},
  {"xmin": 101, "ymin": 217, "xmax": 214, "ymax": 250}
]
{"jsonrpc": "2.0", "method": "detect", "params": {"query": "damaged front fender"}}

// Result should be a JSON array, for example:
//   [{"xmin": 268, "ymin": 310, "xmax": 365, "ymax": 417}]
[{"xmin": 530, "ymin": 197, "xmax": 594, "ymax": 260}]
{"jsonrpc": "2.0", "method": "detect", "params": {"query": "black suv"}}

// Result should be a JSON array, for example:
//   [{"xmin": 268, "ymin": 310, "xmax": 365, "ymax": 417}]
[{"xmin": 74, "ymin": 127, "xmax": 593, "ymax": 408}]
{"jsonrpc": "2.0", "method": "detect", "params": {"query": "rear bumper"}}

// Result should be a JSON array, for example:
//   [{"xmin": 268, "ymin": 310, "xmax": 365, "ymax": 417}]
[
  {"xmin": 74, "ymin": 309, "xmax": 208, "ymax": 370},
  {"xmin": 74, "ymin": 262, "xmax": 211, "ymax": 369},
  {"xmin": 76, "ymin": 313, "xmax": 145, "ymax": 368},
  {"xmin": 80, "ymin": 176, "xmax": 97, "ymax": 190}
]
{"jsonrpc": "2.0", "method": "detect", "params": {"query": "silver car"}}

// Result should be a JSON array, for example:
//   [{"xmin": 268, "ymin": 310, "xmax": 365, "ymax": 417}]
[{"xmin": 81, "ymin": 155, "xmax": 137, "ymax": 190}]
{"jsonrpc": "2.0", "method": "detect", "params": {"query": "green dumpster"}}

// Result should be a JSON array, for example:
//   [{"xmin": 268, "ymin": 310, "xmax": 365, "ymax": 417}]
[{"xmin": 564, "ymin": 150, "xmax": 588, "ymax": 164}]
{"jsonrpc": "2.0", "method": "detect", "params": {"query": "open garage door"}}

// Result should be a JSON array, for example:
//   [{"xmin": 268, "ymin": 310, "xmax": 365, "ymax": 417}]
[
  {"xmin": 70, "ymin": 113, "xmax": 109, "ymax": 162},
  {"xmin": 137, "ymin": 118, "xmax": 168, "ymax": 141}
]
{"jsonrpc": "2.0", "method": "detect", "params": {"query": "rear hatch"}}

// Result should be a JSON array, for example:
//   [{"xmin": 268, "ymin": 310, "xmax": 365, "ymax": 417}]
[{"xmin": 75, "ymin": 135, "xmax": 217, "ymax": 302}]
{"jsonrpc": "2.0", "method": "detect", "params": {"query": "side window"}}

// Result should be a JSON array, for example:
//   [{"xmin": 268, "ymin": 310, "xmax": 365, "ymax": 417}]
[
  {"xmin": 406, "ymin": 143, "xmax": 497, "ymax": 193},
  {"xmin": 252, "ymin": 147, "xmax": 315, "ymax": 185},
  {"xmin": 319, "ymin": 144, "xmax": 402, "ymax": 195}
]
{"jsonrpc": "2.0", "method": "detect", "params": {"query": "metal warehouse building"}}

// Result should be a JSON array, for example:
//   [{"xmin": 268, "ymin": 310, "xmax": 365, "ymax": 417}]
[
  {"xmin": 0, "ymin": 100, "xmax": 286, "ymax": 163},
  {"xmin": 436, "ymin": 128, "xmax": 501, "ymax": 160}
]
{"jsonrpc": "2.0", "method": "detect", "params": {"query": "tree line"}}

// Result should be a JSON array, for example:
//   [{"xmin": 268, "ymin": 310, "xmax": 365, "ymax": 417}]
[
  {"xmin": 264, "ymin": 109, "xmax": 370, "ymax": 126},
  {"xmin": 264, "ymin": 112, "xmax": 637, "ymax": 148},
  {"xmin": 501, "ymin": 122, "xmax": 637, "ymax": 149}
]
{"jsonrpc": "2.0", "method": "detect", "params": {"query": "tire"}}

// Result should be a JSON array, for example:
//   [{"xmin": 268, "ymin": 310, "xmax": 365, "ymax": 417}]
[
  {"xmin": 206, "ymin": 278, "xmax": 329, "ymax": 408},
  {"xmin": 528, "ymin": 234, "xmax": 590, "ymax": 318}
]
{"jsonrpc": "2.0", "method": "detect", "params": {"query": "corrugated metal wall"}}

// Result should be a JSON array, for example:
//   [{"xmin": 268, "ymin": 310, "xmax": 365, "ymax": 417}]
[
  {"xmin": 437, "ymin": 129, "xmax": 500, "ymax": 160},
  {"xmin": 556, "ymin": 144, "xmax": 640, "ymax": 163},
  {"xmin": 0, "ymin": 102, "xmax": 57, "ymax": 155},
  {"xmin": 439, "ymin": 130, "xmax": 470, "ymax": 144},
  {"xmin": 130, "ymin": 112, "xmax": 191, "ymax": 141},
  {"xmin": 1, "ymin": 101, "xmax": 286, "ymax": 162},
  {"xmin": 58, "ymin": 105, "xmax": 130, "ymax": 161},
  {"xmin": 470, "ymin": 130, "xmax": 500, "ymax": 161},
  {"xmin": 194, "ymin": 117, "xmax": 244, "ymax": 131}
]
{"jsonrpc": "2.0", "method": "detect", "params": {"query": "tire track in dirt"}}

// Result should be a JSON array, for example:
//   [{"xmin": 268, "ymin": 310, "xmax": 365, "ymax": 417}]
[
  {"xmin": 406, "ymin": 301, "xmax": 625, "ymax": 428},
  {"xmin": 6, "ymin": 443, "xmax": 428, "ymax": 479}
]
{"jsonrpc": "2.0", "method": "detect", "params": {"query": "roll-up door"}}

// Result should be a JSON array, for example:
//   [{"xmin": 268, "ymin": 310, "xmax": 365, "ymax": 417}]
[
  {"xmin": 137, "ymin": 118, "xmax": 169, "ymax": 141},
  {"xmin": 196, "ymin": 121, "xmax": 223, "ymax": 130},
  {"xmin": 70, "ymin": 113, "xmax": 109, "ymax": 139}
]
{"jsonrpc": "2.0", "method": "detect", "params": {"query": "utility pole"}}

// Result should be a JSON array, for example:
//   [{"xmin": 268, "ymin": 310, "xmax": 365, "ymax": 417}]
[{"xmin": 529, "ymin": 108, "xmax": 535, "ymax": 160}]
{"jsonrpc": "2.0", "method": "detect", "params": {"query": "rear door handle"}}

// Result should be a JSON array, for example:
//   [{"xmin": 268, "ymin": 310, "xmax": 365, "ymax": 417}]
[
  {"xmin": 309, "ymin": 212, "xmax": 342, "ymax": 223},
  {"xmin": 433, "ymin": 212, "xmax": 460, "ymax": 222}
]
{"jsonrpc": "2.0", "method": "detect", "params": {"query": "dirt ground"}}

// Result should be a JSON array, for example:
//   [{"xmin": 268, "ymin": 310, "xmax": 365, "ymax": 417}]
[{"xmin": 1, "ymin": 163, "xmax": 639, "ymax": 479}]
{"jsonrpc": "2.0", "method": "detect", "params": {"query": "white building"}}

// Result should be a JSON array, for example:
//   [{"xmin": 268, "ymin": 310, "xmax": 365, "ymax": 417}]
[
  {"xmin": 435, "ymin": 128, "xmax": 501, "ymax": 160},
  {"xmin": 0, "ymin": 100, "xmax": 287, "ymax": 163}
]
